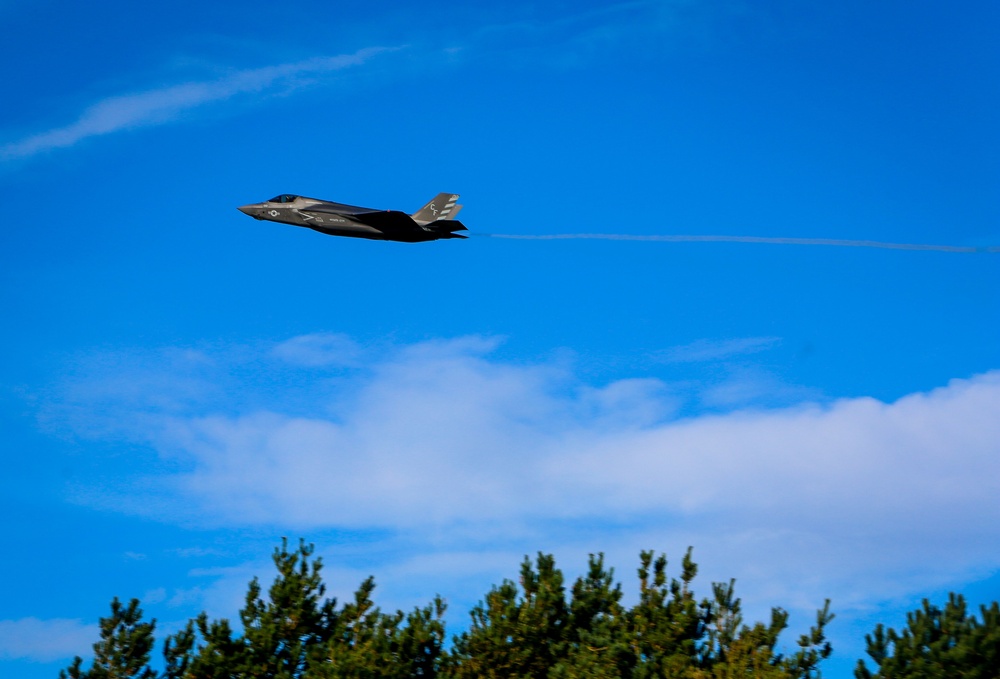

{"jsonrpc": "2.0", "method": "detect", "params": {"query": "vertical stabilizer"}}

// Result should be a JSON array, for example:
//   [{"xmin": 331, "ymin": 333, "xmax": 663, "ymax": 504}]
[{"xmin": 412, "ymin": 193, "xmax": 462, "ymax": 223}]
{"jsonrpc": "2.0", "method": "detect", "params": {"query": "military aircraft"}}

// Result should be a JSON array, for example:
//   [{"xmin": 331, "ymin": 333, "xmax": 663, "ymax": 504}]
[{"xmin": 238, "ymin": 192, "xmax": 467, "ymax": 242}]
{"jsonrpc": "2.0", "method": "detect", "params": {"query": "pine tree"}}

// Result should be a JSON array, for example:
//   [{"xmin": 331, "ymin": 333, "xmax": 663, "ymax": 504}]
[
  {"xmin": 310, "ymin": 579, "xmax": 446, "ymax": 679},
  {"xmin": 60, "ymin": 598, "xmax": 157, "ymax": 679},
  {"xmin": 162, "ymin": 538, "xmax": 338, "ymax": 678},
  {"xmin": 447, "ymin": 548, "xmax": 832, "ymax": 679},
  {"xmin": 159, "ymin": 537, "xmax": 447, "ymax": 679},
  {"xmin": 855, "ymin": 593, "xmax": 1000, "ymax": 679},
  {"xmin": 448, "ymin": 552, "xmax": 569, "ymax": 679},
  {"xmin": 627, "ymin": 549, "xmax": 705, "ymax": 677},
  {"xmin": 552, "ymin": 553, "xmax": 631, "ymax": 679},
  {"xmin": 239, "ymin": 538, "xmax": 339, "ymax": 677}
]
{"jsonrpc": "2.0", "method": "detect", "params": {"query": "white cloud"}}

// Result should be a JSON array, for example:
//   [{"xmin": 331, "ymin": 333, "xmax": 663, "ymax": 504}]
[
  {"xmin": 0, "ymin": 618, "xmax": 96, "ymax": 662},
  {"xmin": 0, "ymin": 47, "xmax": 392, "ymax": 160},
  {"xmin": 51, "ymin": 336, "xmax": 1000, "ymax": 624},
  {"xmin": 145, "ymin": 346, "xmax": 998, "ymax": 531}
]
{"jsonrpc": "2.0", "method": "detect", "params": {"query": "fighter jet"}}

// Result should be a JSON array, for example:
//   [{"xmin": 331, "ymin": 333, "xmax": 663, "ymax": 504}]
[{"xmin": 238, "ymin": 192, "xmax": 467, "ymax": 242}]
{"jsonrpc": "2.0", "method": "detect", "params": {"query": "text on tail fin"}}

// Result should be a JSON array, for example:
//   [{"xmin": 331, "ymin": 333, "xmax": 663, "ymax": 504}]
[{"xmin": 412, "ymin": 193, "xmax": 462, "ymax": 223}]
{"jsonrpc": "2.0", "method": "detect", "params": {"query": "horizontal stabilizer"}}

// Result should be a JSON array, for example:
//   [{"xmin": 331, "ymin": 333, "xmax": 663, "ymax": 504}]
[{"xmin": 426, "ymin": 219, "xmax": 468, "ymax": 233}]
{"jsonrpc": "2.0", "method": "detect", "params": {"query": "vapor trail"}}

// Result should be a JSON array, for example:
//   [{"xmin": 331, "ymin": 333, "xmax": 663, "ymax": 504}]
[{"xmin": 476, "ymin": 233, "xmax": 999, "ymax": 253}]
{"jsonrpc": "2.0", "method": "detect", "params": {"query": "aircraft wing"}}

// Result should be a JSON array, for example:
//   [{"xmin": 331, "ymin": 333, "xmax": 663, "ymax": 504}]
[
  {"xmin": 350, "ymin": 210, "xmax": 426, "ymax": 238},
  {"xmin": 298, "ymin": 205, "xmax": 425, "ymax": 236},
  {"xmin": 353, "ymin": 211, "xmax": 471, "ymax": 240}
]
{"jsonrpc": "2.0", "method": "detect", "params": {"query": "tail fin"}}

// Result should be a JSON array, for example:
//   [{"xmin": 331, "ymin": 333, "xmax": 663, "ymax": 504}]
[{"xmin": 412, "ymin": 193, "xmax": 462, "ymax": 224}]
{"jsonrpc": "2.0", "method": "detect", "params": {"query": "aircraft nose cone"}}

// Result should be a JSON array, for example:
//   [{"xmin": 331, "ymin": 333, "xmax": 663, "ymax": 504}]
[{"xmin": 237, "ymin": 204, "xmax": 254, "ymax": 216}]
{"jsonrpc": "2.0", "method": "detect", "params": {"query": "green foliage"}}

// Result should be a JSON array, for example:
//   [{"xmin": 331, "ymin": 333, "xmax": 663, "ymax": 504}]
[
  {"xmin": 553, "ymin": 553, "xmax": 631, "ymax": 679},
  {"xmin": 160, "ymin": 538, "xmax": 447, "ymax": 679},
  {"xmin": 65, "ymin": 541, "xmax": 838, "ymax": 679},
  {"xmin": 627, "ymin": 549, "xmax": 704, "ymax": 677},
  {"xmin": 449, "ymin": 548, "xmax": 833, "ymax": 679},
  {"xmin": 448, "ymin": 553, "xmax": 571, "ymax": 679},
  {"xmin": 60, "ymin": 597, "xmax": 156, "ymax": 679},
  {"xmin": 855, "ymin": 593, "xmax": 1000, "ymax": 679},
  {"xmin": 310, "ymin": 577, "xmax": 447, "ymax": 679}
]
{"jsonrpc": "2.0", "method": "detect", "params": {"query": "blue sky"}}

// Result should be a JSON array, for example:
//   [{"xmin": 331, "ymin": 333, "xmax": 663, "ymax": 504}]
[{"xmin": 1, "ymin": 1, "xmax": 998, "ymax": 677}]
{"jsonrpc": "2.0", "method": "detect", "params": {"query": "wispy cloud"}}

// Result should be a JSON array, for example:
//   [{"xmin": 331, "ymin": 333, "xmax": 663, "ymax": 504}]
[
  {"xmin": 466, "ymin": 0, "xmax": 722, "ymax": 66},
  {"xmin": 1, "ymin": 1, "xmax": 723, "ymax": 163},
  {"xmin": 0, "ymin": 47, "xmax": 392, "ymax": 161},
  {"xmin": 657, "ymin": 336, "xmax": 782, "ymax": 363},
  {"xmin": 697, "ymin": 365, "xmax": 818, "ymax": 407},
  {"xmin": 0, "ymin": 618, "xmax": 97, "ymax": 662},
  {"xmin": 272, "ymin": 333, "xmax": 365, "ymax": 368}
]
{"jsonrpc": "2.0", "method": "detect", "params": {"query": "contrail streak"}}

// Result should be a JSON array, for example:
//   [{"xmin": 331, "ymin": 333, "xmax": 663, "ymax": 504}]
[{"xmin": 476, "ymin": 233, "xmax": 1000, "ymax": 253}]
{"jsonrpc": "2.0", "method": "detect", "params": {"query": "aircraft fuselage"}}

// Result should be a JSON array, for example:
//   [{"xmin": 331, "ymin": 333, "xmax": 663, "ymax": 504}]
[{"xmin": 238, "ymin": 193, "xmax": 467, "ymax": 243}]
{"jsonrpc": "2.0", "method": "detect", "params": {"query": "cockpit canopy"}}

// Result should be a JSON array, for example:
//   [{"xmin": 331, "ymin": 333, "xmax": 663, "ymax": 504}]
[{"xmin": 267, "ymin": 194, "xmax": 298, "ymax": 204}]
